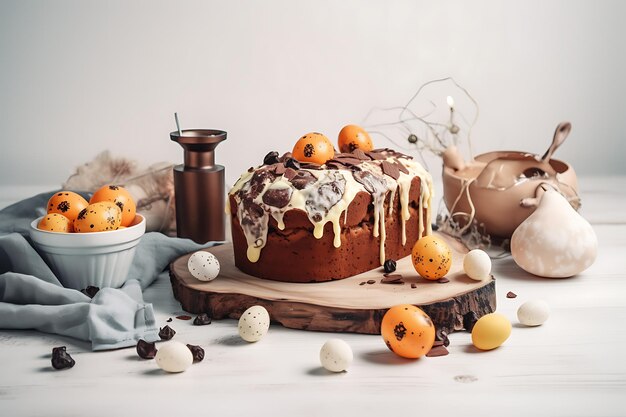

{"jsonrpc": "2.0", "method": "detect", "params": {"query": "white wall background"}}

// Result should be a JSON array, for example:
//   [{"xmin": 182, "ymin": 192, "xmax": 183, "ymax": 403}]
[{"xmin": 1, "ymin": 0, "xmax": 625, "ymax": 193}]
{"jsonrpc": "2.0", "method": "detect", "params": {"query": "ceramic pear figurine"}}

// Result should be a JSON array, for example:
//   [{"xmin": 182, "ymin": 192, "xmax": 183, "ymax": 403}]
[{"xmin": 511, "ymin": 189, "xmax": 598, "ymax": 278}]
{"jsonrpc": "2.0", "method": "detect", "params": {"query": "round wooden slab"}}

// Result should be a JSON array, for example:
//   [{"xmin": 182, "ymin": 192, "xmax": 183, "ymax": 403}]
[{"xmin": 169, "ymin": 232, "xmax": 495, "ymax": 334}]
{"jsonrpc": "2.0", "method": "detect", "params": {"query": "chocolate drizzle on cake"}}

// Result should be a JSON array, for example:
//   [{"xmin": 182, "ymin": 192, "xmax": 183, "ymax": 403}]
[{"xmin": 229, "ymin": 149, "xmax": 433, "ymax": 265}]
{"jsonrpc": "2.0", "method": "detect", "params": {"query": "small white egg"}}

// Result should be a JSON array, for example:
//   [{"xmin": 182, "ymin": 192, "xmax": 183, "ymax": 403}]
[
  {"xmin": 517, "ymin": 299, "xmax": 550, "ymax": 326},
  {"xmin": 238, "ymin": 305, "xmax": 270, "ymax": 342},
  {"xmin": 188, "ymin": 251, "xmax": 220, "ymax": 282},
  {"xmin": 320, "ymin": 339, "xmax": 353, "ymax": 373},
  {"xmin": 463, "ymin": 249, "xmax": 492, "ymax": 281},
  {"xmin": 155, "ymin": 341, "xmax": 193, "ymax": 373}
]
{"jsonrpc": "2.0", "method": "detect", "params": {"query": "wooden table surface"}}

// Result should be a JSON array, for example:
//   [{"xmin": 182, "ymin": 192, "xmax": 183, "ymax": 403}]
[{"xmin": 1, "ymin": 176, "xmax": 625, "ymax": 417}]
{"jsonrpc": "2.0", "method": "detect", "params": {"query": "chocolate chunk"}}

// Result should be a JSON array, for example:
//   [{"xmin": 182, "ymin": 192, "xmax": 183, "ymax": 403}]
[
  {"xmin": 248, "ymin": 169, "xmax": 276, "ymax": 199},
  {"xmin": 437, "ymin": 277, "xmax": 450, "ymax": 283},
  {"xmin": 136, "ymin": 339, "xmax": 157, "ymax": 359},
  {"xmin": 351, "ymin": 149, "xmax": 371, "ymax": 161},
  {"xmin": 273, "ymin": 163, "xmax": 286, "ymax": 175},
  {"xmin": 506, "ymin": 291, "xmax": 517, "ymax": 299},
  {"xmin": 186, "ymin": 344, "xmax": 205, "ymax": 362},
  {"xmin": 193, "ymin": 313, "xmax": 212, "ymax": 326},
  {"xmin": 176, "ymin": 315, "xmax": 192, "ymax": 321},
  {"xmin": 463, "ymin": 311, "xmax": 479, "ymax": 332},
  {"xmin": 166, "ymin": 318, "xmax": 172, "ymax": 322},
  {"xmin": 352, "ymin": 170, "xmax": 386, "ymax": 194},
  {"xmin": 159, "ymin": 325, "xmax": 176, "ymax": 340},
  {"xmin": 436, "ymin": 329, "xmax": 450, "ymax": 347},
  {"xmin": 300, "ymin": 162, "xmax": 322, "ymax": 170},
  {"xmin": 383, "ymin": 259, "xmax": 397, "ymax": 274},
  {"xmin": 289, "ymin": 170, "xmax": 317, "ymax": 190},
  {"xmin": 279, "ymin": 152, "xmax": 293, "ymax": 162},
  {"xmin": 408, "ymin": 134, "xmax": 418, "ymax": 144},
  {"xmin": 241, "ymin": 198, "xmax": 264, "ymax": 222},
  {"xmin": 51, "ymin": 346, "xmax": 75, "ymax": 370},
  {"xmin": 285, "ymin": 158, "xmax": 301, "ymax": 170},
  {"xmin": 381, "ymin": 274, "xmax": 404, "ymax": 284},
  {"xmin": 325, "ymin": 162, "xmax": 344, "ymax": 170},
  {"xmin": 381, "ymin": 160, "xmax": 400, "ymax": 180},
  {"xmin": 332, "ymin": 156, "xmax": 362, "ymax": 166},
  {"xmin": 410, "ymin": 283, "xmax": 417, "ymax": 289},
  {"xmin": 431, "ymin": 223, "xmax": 439, "ymax": 231},
  {"xmin": 366, "ymin": 279, "xmax": 376, "ymax": 285},
  {"xmin": 426, "ymin": 345, "xmax": 449, "ymax": 357},
  {"xmin": 263, "ymin": 151, "xmax": 280, "ymax": 165},
  {"xmin": 365, "ymin": 151, "xmax": 386, "ymax": 160},
  {"xmin": 80, "ymin": 286, "xmax": 100, "ymax": 298},
  {"xmin": 262, "ymin": 188, "xmax": 292, "ymax": 208},
  {"xmin": 283, "ymin": 167, "xmax": 297, "ymax": 180},
  {"xmin": 304, "ymin": 174, "xmax": 345, "ymax": 219},
  {"xmin": 395, "ymin": 161, "xmax": 409, "ymax": 174},
  {"xmin": 359, "ymin": 281, "xmax": 366, "ymax": 286}
]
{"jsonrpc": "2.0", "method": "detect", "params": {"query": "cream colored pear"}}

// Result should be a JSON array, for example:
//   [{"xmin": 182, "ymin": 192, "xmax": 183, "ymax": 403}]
[{"xmin": 511, "ymin": 189, "xmax": 597, "ymax": 278}]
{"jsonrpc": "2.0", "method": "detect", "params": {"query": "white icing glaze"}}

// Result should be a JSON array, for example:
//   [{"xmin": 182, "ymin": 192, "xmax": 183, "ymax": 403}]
[{"xmin": 229, "ymin": 152, "xmax": 433, "ymax": 265}]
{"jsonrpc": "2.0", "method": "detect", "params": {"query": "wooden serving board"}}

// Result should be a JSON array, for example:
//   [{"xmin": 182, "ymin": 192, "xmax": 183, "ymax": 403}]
[{"xmin": 169, "ymin": 232, "xmax": 495, "ymax": 334}]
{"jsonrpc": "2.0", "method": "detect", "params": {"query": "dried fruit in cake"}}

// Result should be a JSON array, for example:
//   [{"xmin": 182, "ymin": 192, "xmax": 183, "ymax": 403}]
[
  {"xmin": 73, "ymin": 201, "xmax": 122, "ymax": 232},
  {"xmin": 90, "ymin": 185, "xmax": 137, "ymax": 227},
  {"xmin": 47, "ymin": 191, "xmax": 89, "ymax": 223},
  {"xmin": 411, "ymin": 235, "xmax": 452, "ymax": 280},
  {"xmin": 38, "ymin": 213, "xmax": 73, "ymax": 233},
  {"xmin": 292, "ymin": 132, "xmax": 335, "ymax": 165},
  {"xmin": 381, "ymin": 304, "xmax": 435, "ymax": 359},
  {"xmin": 338, "ymin": 124, "xmax": 373, "ymax": 153}
]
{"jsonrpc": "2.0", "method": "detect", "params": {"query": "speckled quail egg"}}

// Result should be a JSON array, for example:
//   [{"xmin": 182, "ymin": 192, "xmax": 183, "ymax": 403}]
[
  {"xmin": 73, "ymin": 202, "xmax": 122, "ymax": 233},
  {"xmin": 38, "ymin": 213, "xmax": 73, "ymax": 233},
  {"xmin": 187, "ymin": 251, "xmax": 220, "ymax": 282},
  {"xmin": 320, "ymin": 339, "xmax": 353, "ymax": 372},
  {"xmin": 238, "ymin": 305, "xmax": 270, "ymax": 342}
]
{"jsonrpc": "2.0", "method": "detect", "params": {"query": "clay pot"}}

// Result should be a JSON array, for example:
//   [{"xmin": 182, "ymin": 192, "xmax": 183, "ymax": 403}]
[{"xmin": 442, "ymin": 150, "xmax": 579, "ymax": 238}]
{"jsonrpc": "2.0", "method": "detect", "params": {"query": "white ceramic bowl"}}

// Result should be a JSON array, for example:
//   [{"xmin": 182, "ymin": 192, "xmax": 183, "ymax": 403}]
[{"xmin": 29, "ymin": 215, "xmax": 146, "ymax": 290}]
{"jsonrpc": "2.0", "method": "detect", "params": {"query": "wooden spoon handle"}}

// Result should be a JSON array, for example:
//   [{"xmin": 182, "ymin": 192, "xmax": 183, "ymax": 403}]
[{"xmin": 541, "ymin": 122, "xmax": 571, "ymax": 162}]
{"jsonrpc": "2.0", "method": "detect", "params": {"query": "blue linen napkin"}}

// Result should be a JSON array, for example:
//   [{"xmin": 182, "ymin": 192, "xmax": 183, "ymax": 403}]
[{"xmin": 0, "ymin": 192, "xmax": 217, "ymax": 350}]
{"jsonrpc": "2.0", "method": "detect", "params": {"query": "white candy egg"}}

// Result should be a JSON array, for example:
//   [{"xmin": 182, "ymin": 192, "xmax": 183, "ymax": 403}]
[
  {"xmin": 155, "ymin": 341, "xmax": 193, "ymax": 373},
  {"xmin": 238, "ymin": 305, "xmax": 270, "ymax": 342},
  {"xmin": 188, "ymin": 251, "xmax": 220, "ymax": 282},
  {"xmin": 517, "ymin": 299, "xmax": 551, "ymax": 326},
  {"xmin": 463, "ymin": 249, "xmax": 492, "ymax": 281},
  {"xmin": 320, "ymin": 339, "xmax": 353, "ymax": 373}
]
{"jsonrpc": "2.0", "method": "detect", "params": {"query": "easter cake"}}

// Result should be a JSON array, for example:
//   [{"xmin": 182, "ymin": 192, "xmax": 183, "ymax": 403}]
[{"xmin": 227, "ymin": 146, "xmax": 434, "ymax": 283}]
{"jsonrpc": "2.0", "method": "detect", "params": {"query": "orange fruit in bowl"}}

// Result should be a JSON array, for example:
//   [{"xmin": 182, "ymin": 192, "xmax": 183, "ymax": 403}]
[
  {"xmin": 338, "ymin": 124, "xmax": 373, "ymax": 153},
  {"xmin": 90, "ymin": 185, "xmax": 137, "ymax": 227},
  {"xmin": 292, "ymin": 132, "xmax": 335, "ymax": 165},
  {"xmin": 47, "ymin": 191, "xmax": 89, "ymax": 222}
]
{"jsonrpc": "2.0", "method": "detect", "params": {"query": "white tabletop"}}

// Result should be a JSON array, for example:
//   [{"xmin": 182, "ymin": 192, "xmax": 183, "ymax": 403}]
[{"xmin": 1, "ymin": 176, "xmax": 625, "ymax": 417}]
